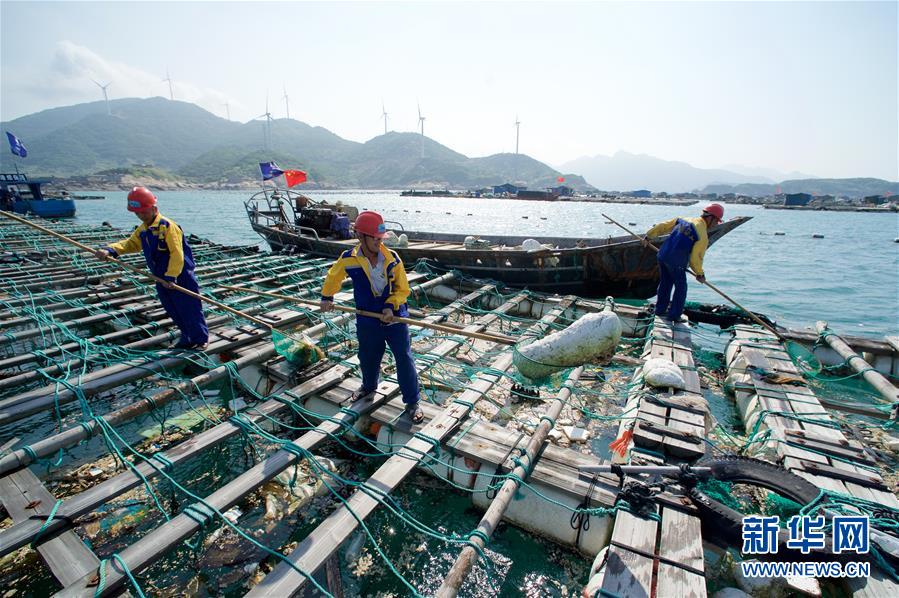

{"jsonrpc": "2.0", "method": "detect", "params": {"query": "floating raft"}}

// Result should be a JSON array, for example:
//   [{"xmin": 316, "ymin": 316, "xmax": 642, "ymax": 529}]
[
  {"xmin": 593, "ymin": 316, "xmax": 708, "ymax": 597},
  {"xmin": 0, "ymin": 216, "xmax": 896, "ymax": 597}
]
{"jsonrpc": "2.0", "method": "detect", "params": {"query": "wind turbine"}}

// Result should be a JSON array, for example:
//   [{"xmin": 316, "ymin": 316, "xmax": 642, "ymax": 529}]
[
  {"xmin": 283, "ymin": 84, "xmax": 290, "ymax": 120},
  {"xmin": 162, "ymin": 69, "xmax": 174, "ymax": 100},
  {"xmin": 381, "ymin": 101, "xmax": 388, "ymax": 135},
  {"xmin": 255, "ymin": 93, "xmax": 274, "ymax": 150},
  {"xmin": 514, "ymin": 115, "xmax": 521, "ymax": 155},
  {"xmin": 92, "ymin": 79, "xmax": 112, "ymax": 115},
  {"xmin": 417, "ymin": 102, "xmax": 426, "ymax": 159},
  {"xmin": 223, "ymin": 102, "xmax": 231, "ymax": 121}
]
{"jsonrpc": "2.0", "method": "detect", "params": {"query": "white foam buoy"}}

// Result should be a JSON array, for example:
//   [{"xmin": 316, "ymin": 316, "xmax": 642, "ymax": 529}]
[
  {"xmin": 514, "ymin": 310, "xmax": 622, "ymax": 380},
  {"xmin": 643, "ymin": 357, "xmax": 686, "ymax": 389},
  {"xmin": 521, "ymin": 238, "xmax": 543, "ymax": 252}
]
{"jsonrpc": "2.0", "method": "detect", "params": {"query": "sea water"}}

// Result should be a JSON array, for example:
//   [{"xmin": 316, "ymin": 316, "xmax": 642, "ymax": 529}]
[{"xmin": 75, "ymin": 190, "xmax": 898, "ymax": 338}]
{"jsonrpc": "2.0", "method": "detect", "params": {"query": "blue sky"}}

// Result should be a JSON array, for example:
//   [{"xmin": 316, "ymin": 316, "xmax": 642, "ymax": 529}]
[{"xmin": 1, "ymin": 1, "xmax": 896, "ymax": 179}]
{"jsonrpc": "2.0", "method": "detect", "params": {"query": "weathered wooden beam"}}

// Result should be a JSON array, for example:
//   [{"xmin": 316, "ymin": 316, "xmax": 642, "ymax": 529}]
[
  {"xmin": 55, "ymin": 284, "xmax": 500, "ymax": 597},
  {"xmin": 245, "ymin": 295, "xmax": 572, "ymax": 596},
  {"xmin": 0, "ymin": 468, "xmax": 99, "ymax": 586},
  {"xmin": 0, "ymin": 314, "xmax": 350, "ymax": 476},
  {"xmin": 0, "ymin": 362, "xmax": 350, "ymax": 557},
  {"xmin": 437, "ymin": 365, "xmax": 584, "ymax": 597}
]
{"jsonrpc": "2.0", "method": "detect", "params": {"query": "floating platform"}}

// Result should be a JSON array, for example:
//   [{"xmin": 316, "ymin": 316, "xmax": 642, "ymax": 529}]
[{"xmin": 0, "ymin": 216, "xmax": 896, "ymax": 597}]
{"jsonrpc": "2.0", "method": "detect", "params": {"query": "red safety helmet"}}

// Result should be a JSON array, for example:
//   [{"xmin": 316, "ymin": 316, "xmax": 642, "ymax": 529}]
[
  {"xmin": 702, "ymin": 203, "xmax": 724, "ymax": 223},
  {"xmin": 353, "ymin": 211, "xmax": 387, "ymax": 238},
  {"xmin": 126, "ymin": 187, "xmax": 157, "ymax": 212}
]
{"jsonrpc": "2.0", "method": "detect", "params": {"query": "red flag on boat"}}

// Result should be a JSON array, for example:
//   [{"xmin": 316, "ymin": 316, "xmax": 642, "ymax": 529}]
[
  {"xmin": 557, "ymin": 176, "xmax": 565, "ymax": 183},
  {"xmin": 283, "ymin": 170, "xmax": 307, "ymax": 187}
]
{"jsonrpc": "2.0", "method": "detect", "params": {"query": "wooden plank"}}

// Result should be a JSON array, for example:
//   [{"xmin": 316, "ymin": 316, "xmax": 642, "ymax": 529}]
[
  {"xmin": 646, "ymin": 393, "xmax": 707, "ymax": 416},
  {"xmin": 784, "ymin": 437, "xmax": 877, "ymax": 467},
  {"xmin": 364, "ymin": 384, "xmax": 622, "ymax": 505},
  {"xmin": 657, "ymin": 564, "xmax": 706, "ymax": 598},
  {"xmin": 846, "ymin": 566, "xmax": 899, "ymax": 597},
  {"xmin": 659, "ymin": 507, "xmax": 704, "ymax": 572},
  {"xmin": 243, "ymin": 299, "xmax": 577, "ymax": 597},
  {"xmin": 666, "ymin": 406, "xmax": 706, "ymax": 428},
  {"xmin": 0, "ymin": 468, "xmax": 99, "ymax": 586},
  {"xmin": 58, "ymin": 381, "xmax": 398, "ymax": 597},
  {"xmin": 59, "ymin": 288, "xmax": 530, "ymax": 596},
  {"xmin": 600, "ymin": 546, "xmax": 655, "ymax": 598},
  {"xmin": 796, "ymin": 461, "xmax": 888, "ymax": 490},
  {"xmin": 611, "ymin": 509, "xmax": 658, "ymax": 554},
  {"xmin": 0, "ymin": 364, "xmax": 352, "ymax": 556}
]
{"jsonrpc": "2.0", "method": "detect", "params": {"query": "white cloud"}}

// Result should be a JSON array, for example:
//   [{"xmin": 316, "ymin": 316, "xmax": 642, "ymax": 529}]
[{"xmin": 14, "ymin": 41, "xmax": 244, "ymax": 120}]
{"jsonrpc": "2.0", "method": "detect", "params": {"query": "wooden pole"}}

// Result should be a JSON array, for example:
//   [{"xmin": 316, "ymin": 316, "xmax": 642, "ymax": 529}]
[
  {"xmin": 219, "ymin": 284, "xmax": 518, "ymax": 345},
  {"xmin": 437, "ymin": 367, "xmax": 584, "ymax": 597},
  {"xmin": 57, "ymin": 287, "xmax": 511, "ymax": 596},
  {"xmin": 601, "ymin": 212, "xmax": 786, "ymax": 341},
  {"xmin": 0, "ymin": 210, "xmax": 274, "ymax": 331},
  {"xmin": 246, "ymin": 295, "xmax": 572, "ymax": 596},
  {"xmin": 816, "ymin": 321, "xmax": 899, "ymax": 406}
]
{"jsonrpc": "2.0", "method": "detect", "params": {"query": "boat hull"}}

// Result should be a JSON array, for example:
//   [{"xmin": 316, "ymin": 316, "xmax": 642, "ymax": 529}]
[
  {"xmin": 250, "ymin": 217, "xmax": 750, "ymax": 299},
  {"xmin": 13, "ymin": 198, "xmax": 76, "ymax": 218}
]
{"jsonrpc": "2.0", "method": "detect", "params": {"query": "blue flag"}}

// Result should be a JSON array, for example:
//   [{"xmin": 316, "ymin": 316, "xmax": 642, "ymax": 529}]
[
  {"xmin": 259, "ymin": 161, "xmax": 283, "ymax": 180},
  {"xmin": 6, "ymin": 132, "xmax": 27, "ymax": 158}
]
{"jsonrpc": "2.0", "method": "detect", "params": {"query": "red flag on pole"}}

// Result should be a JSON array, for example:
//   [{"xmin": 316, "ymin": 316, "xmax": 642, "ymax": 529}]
[
  {"xmin": 557, "ymin": 176, "xmax": 565, "ymax": 183},
  {"xmin": 283, "ymin": 170, "xmax": 307, "ymax": 187}
]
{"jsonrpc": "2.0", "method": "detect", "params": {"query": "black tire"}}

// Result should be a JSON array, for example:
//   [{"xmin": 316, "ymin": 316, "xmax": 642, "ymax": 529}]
[{"xmin": 689, "ymin": 456, "xmax": 827, "ymax": 559}]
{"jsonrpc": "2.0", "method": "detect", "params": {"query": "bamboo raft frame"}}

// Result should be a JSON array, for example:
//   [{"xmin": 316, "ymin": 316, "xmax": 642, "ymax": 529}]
[{"xmin": 0, "ymin": 215, "xmax": 896, "ymax": 597}]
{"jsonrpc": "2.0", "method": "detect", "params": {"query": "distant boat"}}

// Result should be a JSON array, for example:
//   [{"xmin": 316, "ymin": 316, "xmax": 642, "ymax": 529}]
[
  {"xmin": 0, "ymin": 173, "xmax": 76, "ymax": 218},
  {"xmin": 245, "ymin": 190, "xmax": 750, "ymax": 299}
]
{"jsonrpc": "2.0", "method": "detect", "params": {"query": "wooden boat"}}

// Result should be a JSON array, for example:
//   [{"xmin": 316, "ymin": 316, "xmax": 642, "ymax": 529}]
[{"xmin": 245, "ymin": 190, "xmax": 750, "ymax": 298}]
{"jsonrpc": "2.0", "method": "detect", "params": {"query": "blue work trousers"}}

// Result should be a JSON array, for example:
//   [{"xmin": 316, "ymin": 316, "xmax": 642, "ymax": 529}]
[
  {"xmin": 156, "ymin": 271, "xmax": 208, "ymax": 346},
  {"xmin": 655, "ymin": 260, "xmax": 689, "ymax": 320},
  {"xmin": 357, "ymin": 318, "xmax": 420, "ymax": 405}
]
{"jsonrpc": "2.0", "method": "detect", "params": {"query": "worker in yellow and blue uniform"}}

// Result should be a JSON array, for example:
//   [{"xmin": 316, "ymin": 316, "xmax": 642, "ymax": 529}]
[
  {"xmin": 96, "ymin": 187, "xmax": 209, "ymax": 349},
  {"xmin": 644, "ymin": 203, "xmax": 723, "ymax": 323},
  {"xmin": 319, "ymin": 211, "xmax": 423, "ymax": 423}
]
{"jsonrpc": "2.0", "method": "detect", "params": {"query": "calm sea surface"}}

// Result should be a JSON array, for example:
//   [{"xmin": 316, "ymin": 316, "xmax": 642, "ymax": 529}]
[{"xmin": 74, "ymin": 190, "xmax": 898, "ymax": 338}]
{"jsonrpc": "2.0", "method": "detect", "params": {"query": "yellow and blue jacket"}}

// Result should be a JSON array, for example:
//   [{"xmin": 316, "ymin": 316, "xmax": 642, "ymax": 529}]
[
  {"xmin": 104, "ymin": 213, "xmax": 196, "ymax": 281},
  {"xmin": 646, "ymin": 216, "xmax": 709, "ymax": 275},
  {"xmin": 320, "ymin": 243, "xmax": 411, "ymax": 318}
]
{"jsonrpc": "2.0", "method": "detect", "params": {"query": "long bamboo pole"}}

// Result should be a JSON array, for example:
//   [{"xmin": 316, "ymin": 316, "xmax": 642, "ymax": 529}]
[
  {"xmin": 437, "ymin": 366, "xmax": 584, "ymax": 597},
  {"xmin": 219, "ymin": 283, "xmax": 519, "ymax": 345},
  {"xmin": 602, "ymin": 212, "xmax": 786, "ymax": 341},
  {"xmin": 816, "ymin": 321, "xmax": 899, "ymax": 406},
  {"xmin": 0, "ymin": 210, "xmax": 277, "ymax": 333}
]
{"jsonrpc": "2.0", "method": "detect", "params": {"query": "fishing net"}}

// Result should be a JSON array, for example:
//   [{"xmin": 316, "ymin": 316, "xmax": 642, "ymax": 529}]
[
  {"xmin": 785, "ymin": 340, "xmax": 822, "ymax": 375},
  {"xmin": 696, "ymin": 479, "xmax": 802, "ymax": 521},
  {"xmin": 272, "ymin": 328, "xmax": 325, "ymax": 366}
]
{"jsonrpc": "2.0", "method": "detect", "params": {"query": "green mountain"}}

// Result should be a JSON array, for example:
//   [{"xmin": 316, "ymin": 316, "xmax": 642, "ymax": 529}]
[
  {"xmin": 702, "ymin": 178, "xmax": 899, "ymax": 198},
  {"xmin": 1, "ymin": 98, "xmax": 593, "ymax": 191}
]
